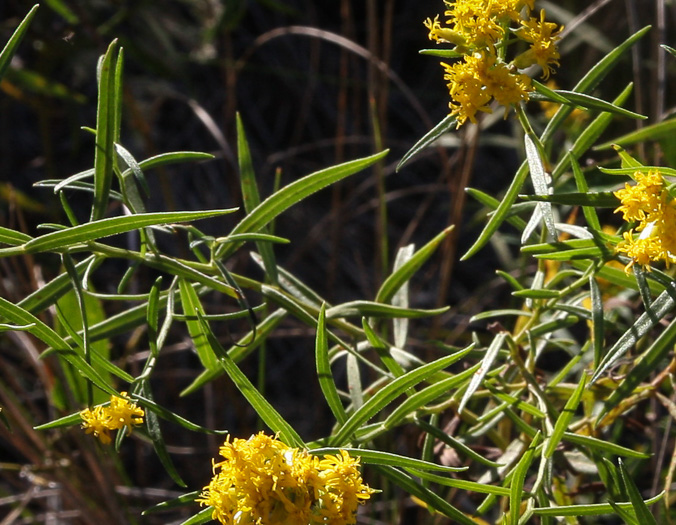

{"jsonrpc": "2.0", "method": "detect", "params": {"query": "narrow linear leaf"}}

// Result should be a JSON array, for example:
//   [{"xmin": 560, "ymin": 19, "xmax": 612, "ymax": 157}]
[
  {"xmin": 374, "ymin": 465, "xmax": 476, "ymax": 525},
  {"xmin": 0, "ymin": 226, "xmax": 32, "ymax": 246},
  {"xmin": 397, "ymin": 115, "xmax": 456, "ymax": 171},
  {"xmin": 310, "ymin": 447, "xmax": 466, "ymax": 472},
  {"xmin": 142, "ymin": 491, "xmax": 200, "ymax": 515},
  {"xmin": 178, "ymin": 279, "xmax": 219, "ymax": 371},
  {"xmin": 326, "ymin": 301, "xmax": 448, "ymax": 319},
  {"xmin": 619, "ymin": 459, "xmax": 658, "ymax": 525},
  {"xmin": 315, "ymin": 304, "xmax": 347, "ymax": 424},
  {"xmin": 197, "ymin": 314, "xmax": 304, "ymax": 448},
  {"xmin": 383, "ymin": 362, "xmax": 481, "ymax": 430},
  {"xmin": 544, "ymin": 374, "xmax": 588, "ymax": 458},
  {"xmin": 180, "ymin": 308, "xmax": 287, "ymax": 396},
  {"xmin": 601, "ymin": 315, "xmax": 676, "ymax": 419},
  {"xmin": 177, "ymin": 508, "xmax": 213, "ymax": 525},
  {"xmin": 519, "ymin": 192, "xmax": 618, "ymax": 207},
  {"xmin": 415, "ymin": 418, "xmax": 502, "ymax": 468},
  {"xmin": 459, "ymin": 332, "xmax": 506, "ymax": 413},
  {"xmin": 570, "ymin": 153, "xmax": 602, "ymax": 232},
  {"xmin": 217, "ymin": 150, "xmax": 388, "ymax": 260},
  {"xmin": 407, "ymin": 468, "xmax": 510, "ymax": 495},
  {"xmin": 532, "ymin": 494, "xmax": 663, "ymax": 516},
  {"xmin": 591, "ymin": 284, "xmax": 676, "ymax": 384},
  {"xmin": 376, "ymin": 226, "xmax": 454, "ymax": 304},
  {"xmin": 524, "ymin": 134, "xmax": 556, "ymax": 239},
  {"xmin": 590, "ymin": 275, "xmax": 604, "ymax": 367},
  {"xmin": 91, "ymin": 40, "xmax": 119, "ymax": 221},
  {"xmin": 0, "ymin": 297, "xmax": 116, "ymax": 396},
  {"xmin": 330, "ymin": 346, "xmax": 474, "ymax": 446},
  {"xmin": 237, "ymin": 113, "xmax": 278, "ymax": 283},
  {"xmin": 595, "ymin": 117, "xmax": 676, "ymax": 150},
  {"xmin": 139, "ymin": 385, "xmax": 186, "ymax": 487},
  {"xmin": 562, "ymin": 432, "xmax": 650, "ymax": 459},
  {"xmin": 25, "ymin": 210, "xmax": 236, "ymax": 253},
  {"xmin": 510, "ymin": 432, "xmax": 542, "ymax": 525},
  {"xmin": 530, "ymin": 89, "xmax": 646, "ymax": 119},
  {"xmin": 0, "ymin": 4, "xmax": 39, "ymax": 83}
]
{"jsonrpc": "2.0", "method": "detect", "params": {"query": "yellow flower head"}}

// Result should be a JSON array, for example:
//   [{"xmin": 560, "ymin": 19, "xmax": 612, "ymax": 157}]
[
  {"xmin": 614, "ymin": 169, "xmax": 676, "ymax": 271},
  {"xmin": 425, "ymin": 1, "xmax": 561, "ymax": 127},
  {"xmin": 197, "ymin": 433, "xmax": 376, "ymax": 525},
  {"xmin": 80, "ymin": 392, "xmax": 144, "ymax": 444},
  {"xmin": 514, "ymin": 10, "xmax": 563, "ymax": 79}
]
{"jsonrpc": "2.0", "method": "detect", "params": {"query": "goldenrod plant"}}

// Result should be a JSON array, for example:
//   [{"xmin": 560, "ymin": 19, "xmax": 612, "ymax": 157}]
[{"xmin": 1, "ymin": 1, "xmax": 676, "ymax": 524}]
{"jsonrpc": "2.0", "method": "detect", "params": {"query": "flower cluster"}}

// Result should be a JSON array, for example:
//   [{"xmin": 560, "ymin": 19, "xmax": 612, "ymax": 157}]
[
  {"xmin": 80, "ymin": 392, "xmax": 144, "ymax": 445},
  {"xmin": 197, "ymin": 432, "xmax": 375, "ymax": 525},
  {"xmin": 614, "ymin": 169, "xmax": 676, "ymax": 271},
  {"xmin": 425, "ymin": 0, "xmax": 562, "ymax": 127}
]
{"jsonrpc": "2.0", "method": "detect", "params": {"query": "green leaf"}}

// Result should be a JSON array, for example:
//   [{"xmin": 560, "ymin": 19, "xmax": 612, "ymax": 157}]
[
  {"xmin": 595, "ymin": 117, "xmax": 676, "ymax": 150},
  {"xmin": 325, "ymin": 301, "xmax": 448, "ymax": 319},
  {"xmin": 407, "ymin": 468, "xmax": 509, "ymax": 495},
  {"xmin": 590, "ymin": 275, "xmax": 604, "ymax": 366},
  {"xmin": 601, "ymin": 315, "xmax": 676, "ymax": 418},
  {"xmin": 177, "ymin": 508, "xmax": 213, "ymax": 525},
  {"xmin": 415, "ymin": 417, "xmax": 502, "ymax": 468},
  {"xmin": 139, "ymin": 384, "xmax": 186, "ymax": 487},
  {"xmin": 310, "ymin": 447, "xmax": 466, "ymax": 472},
  {"xmin": 375, "ymin": 226, "xmax": 454, "ymax": 304},
  {"xmin": 383, "ymin": 362, "xmax": 480, "ymax": 430},
  {"xmin": 180, "ymin": 308, "xmax": 287, "ymax": 396},
  {"xmin": 663, "ymin": 44, "xmax": 676, "ymax": 58},
  {"xmin": 130, "ymin": 393, "xmax": 226, "ymax": 435},
  {"xmin": 530, "ymin": 89, "xmax": 646, "ymax": 120},
  {"xmin": 591, "ymin": 285, "xmax": 676, "ymax": 384},
  {"xmin": 91, "ymin": 40, "xmax": 120, "ymax": 221},
  {"xmin": 216, "ymin": 150, "xmax": 388, "ymax": 260},
  {"xmin": 24, "ymin": 210, "xmax": 236, "ymax": 253},
  {"xmin": 178, "ymin": 279, "xmax": 219, "ymax": 371},
  {"xmin": 570, "ymin": 153, "xmax": 602, "ymax": 231},
  {"xmin": 315, "ymin": 304, "xmax": 347, "ymax": 424},
  {"xmin": 519, "ymin": 192, "xmax": 618, "ymax": 207},
  {"xmin": 458, "ymin": 333, "xmax": 506, "ymax": 413},
  {"xmin": 544, "ymin": 374, "xmax": 588, "ymax": 458},
  {"xmin": 0, "ymin": 226, "xmax": 32, "ymax": 246},
  {"xmin": 330, "ymin": 346, "xmax": 473, "ymax": 446},
  {"xmin": 397, "ymin": 115, "xmax": 456, "ymax": 171},
  {"xmin": 196, "ymin": 314, "xmax": 304, "ymax": 448},
  {"xmin": 376, "ymin": 465, "xmax": 476, "ymax": 524},
  {"xmin": 0, "ymin": 5, "xmax": 39, "ymax": 84},
  {"xmin": 532, "ymin": 495, "xmax": 663, "ymax": 516},
  {"xmin": 510, "ymin": 432, "xmax": 541, "ymax": 525},
  {"xmin": 0, "ymin": 297, "xmax": 116, "ymax": 396},
  {"xmin": 618, "ymin": 459, "xmax": 658, "ymax": 525},
  {"xmin": 237, "ymin": 113, "xmax": 278, "ymax": 283},
  {"xmin": 142, "ymin": 491, "xmax": 200, "ymax": 515},
  {"xmin": 562, "ymin": 432, "xmax": 650, "ymax": 459},
  {"xmin": 524, "ymin": 134, "xmax": 556, "ymax": 239}
]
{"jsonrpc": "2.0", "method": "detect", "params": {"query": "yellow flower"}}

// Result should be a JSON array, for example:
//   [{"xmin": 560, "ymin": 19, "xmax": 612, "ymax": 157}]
[
  {"xmin": 197, "ymin": 433, "xmax": 376, "ymax": 525},
  {"xmin": 514, "ymin": 9, "xmax": 562, "ymax": 80},
  {"xmin": 425, "ymin": 1, "xmax": 559, "ymax": 127},
  {"xmin": 613, "ymin": 169, "xmax": 676, "ymax": 271},
  {"xmin": 80, "ymin": 405, "xmax": 113, "ymax": 445},
  {"xmin": 80, "ymin": 392, "xmax": 144, "ymax": 444},
  {"xmin": 442, "ymin": 55, "xmax": 492, "ymax": 126}
]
